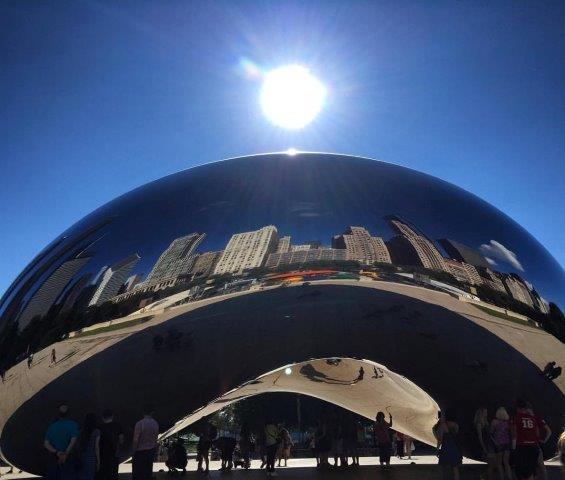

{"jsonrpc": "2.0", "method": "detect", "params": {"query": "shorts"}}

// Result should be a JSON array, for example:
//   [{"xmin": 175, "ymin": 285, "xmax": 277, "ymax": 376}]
[{"xmin": 514, "ymin": 445, "xmax": 539, "ymax": 479}]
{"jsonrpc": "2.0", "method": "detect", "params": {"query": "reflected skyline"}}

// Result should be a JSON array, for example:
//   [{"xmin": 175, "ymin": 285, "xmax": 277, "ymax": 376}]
[
  {"xmin": 1, "ymin": 153, "xmax": 563, "ymax": 475},
  {"xmin": 0, "ymin": 154, "xmax": 562, "ymax": 371}
]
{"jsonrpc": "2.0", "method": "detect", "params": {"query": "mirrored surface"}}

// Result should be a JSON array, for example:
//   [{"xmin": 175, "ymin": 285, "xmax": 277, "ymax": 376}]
[{"xmin": 0, "ymin": 153, "xmax": 563, "ymax": 473}]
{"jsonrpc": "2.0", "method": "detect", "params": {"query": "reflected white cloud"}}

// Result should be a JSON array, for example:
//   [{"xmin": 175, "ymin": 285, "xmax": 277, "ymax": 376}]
[{"xmin": 480, "ymin": 240, "xmax": 524, "ymax": 272}]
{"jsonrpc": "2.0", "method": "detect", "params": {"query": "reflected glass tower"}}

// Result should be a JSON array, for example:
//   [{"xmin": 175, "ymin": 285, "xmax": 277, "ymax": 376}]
[{"xmin": 0, "ymin": 153, "xmax": 563, "ymax": 475}]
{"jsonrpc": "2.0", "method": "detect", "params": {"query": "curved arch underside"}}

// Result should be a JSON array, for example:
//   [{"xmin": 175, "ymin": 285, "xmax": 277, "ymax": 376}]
[{"xmin": 162, "ymin": 357, "xmax": 439, "ymax": 446}]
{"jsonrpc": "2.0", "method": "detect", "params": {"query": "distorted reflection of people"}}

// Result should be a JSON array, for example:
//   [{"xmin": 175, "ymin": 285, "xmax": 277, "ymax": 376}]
[{"xmin": 373, "ymin": 411, "xmax": 393, "ymax": 467}]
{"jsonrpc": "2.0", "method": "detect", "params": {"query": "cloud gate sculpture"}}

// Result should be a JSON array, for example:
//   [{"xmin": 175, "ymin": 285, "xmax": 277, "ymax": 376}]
[{"xmin": 0, "ymin": 153, "xmax": 564, "ymax": 474}]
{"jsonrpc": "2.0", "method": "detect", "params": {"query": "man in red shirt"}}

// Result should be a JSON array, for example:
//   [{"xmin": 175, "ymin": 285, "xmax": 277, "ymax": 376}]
[{"xmin": 510, "ymin": 399, "xmax": 551, "ymax": 480}]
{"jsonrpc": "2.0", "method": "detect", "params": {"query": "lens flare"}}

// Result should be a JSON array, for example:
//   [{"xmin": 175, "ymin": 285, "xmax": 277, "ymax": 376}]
[{"xmin": 260, "ymin": 65, "xmax": 326, "ymax": 129}]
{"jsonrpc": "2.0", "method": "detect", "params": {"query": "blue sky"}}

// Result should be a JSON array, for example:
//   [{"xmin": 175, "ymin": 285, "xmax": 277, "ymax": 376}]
[{"xmin": 1, "ymin": 0, "xmax": 564, "ymax": 296}]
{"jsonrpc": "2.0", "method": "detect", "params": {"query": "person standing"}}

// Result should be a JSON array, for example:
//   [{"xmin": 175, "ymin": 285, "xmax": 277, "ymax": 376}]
[
  {"xmin": 277, "ymin": 426, "xmax": 292, "ymax": 467},
  {"xmin": 474, "ymin": 407, "xmax": 496, "ymax": 480},
  {"xmin": 394, "ymin": 431, "xmax": 404, "ymax": 458},
  {"xmin": 264, "ymin": 420, "xmax": 279, "ymax": 475},
  {"xmin": 256, "ymin": 425, "xmax": 267, "ymax": 469},
  {"xmin": 239, "ymin": 424, "xmax": 252, "ymax": 469},
  {"xmin": 490, "ymin": 407, "xmax": 512, "ymax": 480},
  {"xmin": 436, "ymin": 409, "xmax": 462, "ymax": 480},
  {"xmin": 44, "ymin": 404, "xmax": 79, "ymax": 480},
  {"xmin": 51, "ymin": 348, "xmax": 57, "ymax": 365},
  {"xmin": 373, "ymin": 411, "xmax": 393, "ymax": 467},
  {"xmin": 132, "ymin": 406, "xmax": 159, "ymax": 480},
  {"xmin": 196, "ymin": 421, "xmax": 216, "ymax": 473},
  {"xmin": 510, "ymin": 399, "xmax": 551, "ymax": 480},
  {"xmin": 98, "ymin": 409, "xmax": 124, "ymax": 480},
  {"xmin": 76, "ymin": 413, "xmax": 100, "ymax": 480},
  {"xmin": 403, "ymin": 434, "xmax": 413, "ymax": 460}
]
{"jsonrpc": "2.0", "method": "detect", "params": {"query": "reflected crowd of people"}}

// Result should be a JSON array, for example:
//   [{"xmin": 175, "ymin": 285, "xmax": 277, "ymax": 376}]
[{"xmin": 36, "ymin": 399, "xmax": 564, "ymax": 480}]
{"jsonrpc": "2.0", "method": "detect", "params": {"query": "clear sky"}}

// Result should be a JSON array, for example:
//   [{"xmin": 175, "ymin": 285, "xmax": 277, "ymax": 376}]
[{"xmin": 1, "ymin": 0, "xmax": 564, "ymax": 296}]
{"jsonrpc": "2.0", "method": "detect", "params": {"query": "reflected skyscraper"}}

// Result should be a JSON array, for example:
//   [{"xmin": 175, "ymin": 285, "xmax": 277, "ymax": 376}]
[
  {"xmin": 385, "ymin": 216, "xmax": 448, "ymax": 272},
  {"xmin": 17, "ymin": 256, "xmax": 91, "ymax": 328},
  {"xmin": 214, "ymin": 225, "xmax": 278, "ymax": 275},
  {"xmin": 190, "ymin": 251, "xmax": 222, "ymax": 278},
  {"xmin": 88, "ymin": 254, "xmax": 140, "ymax": 306},
  {"xmin": 276, "ymin": 236, "xmax": 291, "ymax": 253},
  {"xmin": 332, "ymin": 226, "xmax": 391, "ymax": 265},
  {"xmin": 503, "ymin": 274, "xmax": 534, "ymax": 308},
  {"xmin": 145, "ymin": 233, "xmax": 205, "ymax": 284}
]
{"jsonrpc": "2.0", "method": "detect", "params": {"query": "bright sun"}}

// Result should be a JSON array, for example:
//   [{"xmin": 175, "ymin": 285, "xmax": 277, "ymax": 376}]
[{"xmin": 260, "ymin": 65, "xmax": 326, "ymax": 129}]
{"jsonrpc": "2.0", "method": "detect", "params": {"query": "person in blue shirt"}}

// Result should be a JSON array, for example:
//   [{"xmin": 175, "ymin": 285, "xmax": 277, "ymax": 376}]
[{"xmin": 44, "ymin": 404, "xmax": 79, "ymax": 480}]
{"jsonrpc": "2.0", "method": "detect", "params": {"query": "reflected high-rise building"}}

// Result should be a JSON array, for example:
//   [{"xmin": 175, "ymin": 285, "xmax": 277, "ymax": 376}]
[
  {"xmin": 17, "ymin": 256, "xmax": 91, "ymax": 328},
  {"xmin": 145, "ymin": 233, "xmax": 205, "ymax": 284},
  {"xmin": 214, "ymin": 225, "xmax": 278, "ymax": 275},
  {"xmin": 124, "ymin": 274, "xmax": 142, "ymax": 292},
  {"xmin": 444, "ymin": 259, "xmax": 482, "ymax": 285},
  {"xmin": 503, "ymin": 274, "xmax": 535, "ymax": 308},
  {"xmin": 59, "ymin": 273, "xmax": 93, "ymax": 313},
  {"xmin": 479, "ymin": 268, "xmax": 507, "ymax": 293},
  {"xmin": 190, "ymin": 251, "xmax": 222, "ymax": 278},
  {"xmin": 531, "ymin": 290, "xmax": 550, "ymax": 314},
  {"xmin": 266, "ymin": 247, "xmax": 347, "ymax": 268},
  {"xmin": 385, "ymin": 216, "xmax": 448, "ymax": 272},
  {"xmin": 438, "ymin": 238, "xmax": 490, "ymax": 269},
  {"xmin": 276, "ymin": 236, "xmax": 291, "ymax": 253},
  {"xmin": 332, "ymin": 226, "xmax": 391, "ymax": 265},
  {"xmin": 88, "ymin": 254, "xmax": 140, "ymax": 306}
]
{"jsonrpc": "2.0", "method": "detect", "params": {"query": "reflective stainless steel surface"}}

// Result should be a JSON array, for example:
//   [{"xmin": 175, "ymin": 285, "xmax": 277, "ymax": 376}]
[{"xmin": 0, "ymin": 153, "xmax": 563, "ymax": 473}]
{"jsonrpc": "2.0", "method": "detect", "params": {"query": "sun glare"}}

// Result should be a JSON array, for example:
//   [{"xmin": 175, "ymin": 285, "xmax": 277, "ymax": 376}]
[{"xmin": 260, "ymin": 65, "xmax": 326, "ymax": 129}]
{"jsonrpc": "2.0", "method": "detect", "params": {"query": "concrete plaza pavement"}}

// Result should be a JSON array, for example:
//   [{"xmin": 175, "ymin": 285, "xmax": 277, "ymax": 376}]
[{"xmin": 1, "ymin": 457, "xmax": 563, "ymax": 480}]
